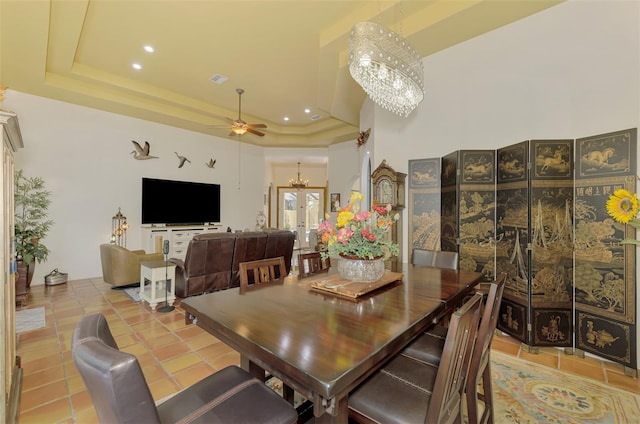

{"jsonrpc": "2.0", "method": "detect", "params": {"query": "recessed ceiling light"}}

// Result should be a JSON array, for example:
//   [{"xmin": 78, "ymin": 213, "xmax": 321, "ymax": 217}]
[
  {"xmin": 283, "ymin": 116, "xmax": 290, "ymax": 121},
  {"xmin": 132, "ymin": 63, "xmax": 142, "ymax": 70},
  {"xmin": 304, "ymin": 108, "xmax": 311, "ymax": 114},
  {"xmin": 143, "ymin": 45, "xmax": 154, "ymax": 53}
]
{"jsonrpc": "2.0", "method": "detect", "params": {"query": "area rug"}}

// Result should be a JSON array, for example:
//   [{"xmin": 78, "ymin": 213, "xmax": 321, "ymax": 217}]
[
  {"xmin": 123, "ymin": 287, "xmax": 141, "ymax": 302},
  {"xmin": 16, "ymin": 306, "xmax": 45, "ymax": 333},
  {"xmin": 491, "ymin": 350, "xmax": 640, "ymax": 423}
]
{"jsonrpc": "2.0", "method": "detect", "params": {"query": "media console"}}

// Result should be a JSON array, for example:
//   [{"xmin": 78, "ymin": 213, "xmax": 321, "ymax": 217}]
[{"xmin": 141, "ymin": 224, "xmax": 223, "ymax": 261}]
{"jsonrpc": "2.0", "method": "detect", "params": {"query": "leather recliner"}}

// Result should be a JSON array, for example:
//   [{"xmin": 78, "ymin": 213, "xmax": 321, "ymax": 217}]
[{"xmin": 99, "ymin": 244, "xmax": 163, "ymax": 287}]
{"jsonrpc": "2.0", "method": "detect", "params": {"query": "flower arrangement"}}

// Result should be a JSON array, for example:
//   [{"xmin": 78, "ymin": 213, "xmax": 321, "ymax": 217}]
[
  {"xmin": 317, "ymin": 191, "xmax": 399, "ymax": 260},
  {"xmin": 606, "ymin": 188, "xmax": 640, "ymax": 245}
]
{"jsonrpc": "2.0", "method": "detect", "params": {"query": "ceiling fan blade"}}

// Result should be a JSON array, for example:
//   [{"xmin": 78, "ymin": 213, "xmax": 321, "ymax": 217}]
[
  {"xmin": 247, "ymin": 128, "xmax": 265, "ymax": 137},
  {"xmin": 228, "ymin": 131, "xmax": 237, "ymax": 137},
  {"xmin": 248, "ymin": 123, "xmax": 267, "ymax": 129}
]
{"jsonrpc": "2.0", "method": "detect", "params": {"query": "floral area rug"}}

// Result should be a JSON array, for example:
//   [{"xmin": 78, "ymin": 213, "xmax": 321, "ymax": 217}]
[{"xmin": 491, "ymin": 351, "xmax": 640, "ymax": 423}]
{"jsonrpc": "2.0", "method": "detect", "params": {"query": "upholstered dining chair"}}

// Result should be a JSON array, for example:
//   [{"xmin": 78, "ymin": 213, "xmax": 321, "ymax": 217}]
[
  {"xmin": 72, "ymin": 313, "xmax": 298, "ymax": 424},
  {"xmin": 297, "ymin": 251, "xmax": 330, "ymax": 279},
  {"xmin": 239, "ymin": 256, "xmax": 287, "ymax": 289},
  {"xmin": 411, "ymin": 248, "xmax": 437, "ymax": 267},
  {"xmin": 401, "ymin": 273, "xmax": 507, "ymax": 424},
  {"xmin": 433, "ymin": 250, "xmax": 459, "ymax": 270},
  {"xmin": 348, "ymin": 293, "xmax": 483, "ymax": 424}
]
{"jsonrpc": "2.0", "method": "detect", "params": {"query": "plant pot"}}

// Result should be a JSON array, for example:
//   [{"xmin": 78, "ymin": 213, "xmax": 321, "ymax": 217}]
[
  {"xmin": 16, "ymin": 260, "xmax": 34, "ymax": 305},
  {"xmin": 337, "ymin": 255, "xmax": 385, "ymax": 283}
]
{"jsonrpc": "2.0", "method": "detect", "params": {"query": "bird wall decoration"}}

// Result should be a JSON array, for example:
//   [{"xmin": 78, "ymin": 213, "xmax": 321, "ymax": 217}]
[
  {"xmin": 206, "ymin": 158, "xmax": 216, "ymax": 169},
  {"xmin": 131, "ymin": 140, "xmax": 158, "ymax": 159},
  {"xmin": 357, "ymin": 128, "xmax": 371, "ymax": 147},
  {"xmin": 175, "ymin": 152, "xmax": 191, "ymax": 168}
]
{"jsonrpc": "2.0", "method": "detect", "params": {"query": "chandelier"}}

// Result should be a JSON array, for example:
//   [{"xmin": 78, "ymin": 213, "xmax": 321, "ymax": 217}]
[
  {"xmin": 349, "ymin": 21, "xmax": 424, "ymax": 117},
  {"xmin": 289, "ymin": 162, "xmax": 309, "ymax": 188}
]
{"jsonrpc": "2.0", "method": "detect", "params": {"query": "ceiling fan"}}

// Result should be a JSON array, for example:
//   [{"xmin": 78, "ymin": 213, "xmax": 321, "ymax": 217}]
[{"xmin": 219, "ymin": 88, "xmax": 267, "ymax": 137}]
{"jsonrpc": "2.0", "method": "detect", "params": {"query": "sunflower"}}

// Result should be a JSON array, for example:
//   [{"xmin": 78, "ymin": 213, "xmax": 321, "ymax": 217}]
[{"xmin": 606, "ymin": 189, "xmax": 639, "ymax": 224}]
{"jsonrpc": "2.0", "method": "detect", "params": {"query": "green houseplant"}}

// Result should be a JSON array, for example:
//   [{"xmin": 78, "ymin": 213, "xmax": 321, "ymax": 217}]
[{"xmin": 15, "ymin": 169, "xmax": 53, "ymax": 297}]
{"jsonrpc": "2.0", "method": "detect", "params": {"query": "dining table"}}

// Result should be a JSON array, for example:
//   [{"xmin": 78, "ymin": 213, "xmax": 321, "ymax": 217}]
[{"xmin": 181, "ymin": 263, "xmax": 483, "ymax": 423}]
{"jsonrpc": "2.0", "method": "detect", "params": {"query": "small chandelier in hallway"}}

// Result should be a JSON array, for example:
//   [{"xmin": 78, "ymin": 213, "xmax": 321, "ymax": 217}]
[{"xmin": 289, "ymin": 162, "xmax": 309, "ymax": 188}]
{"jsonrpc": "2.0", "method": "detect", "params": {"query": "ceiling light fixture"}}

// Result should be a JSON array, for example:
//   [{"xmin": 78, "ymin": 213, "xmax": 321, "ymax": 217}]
[
  {"xmin": 143, "ymin": 45, "xmax": 154, "ymax": 53},
  {"xmin": 283, "ymin": 116, "xmax": 290, "ymax": 121},
  {"xmin": 304, "ymin": 108, "xmax": 311, "ymax": 114},
  {"xmin": 289, "ymin": 162, "xmax": 309, "ymax": 188},
  {"xmin": 348, "ymin": 21, "xmax": 424, "ymax": 117},
  {"xmin": 132, "ymin": 63, "xmax": 142, "ymax": 70}
]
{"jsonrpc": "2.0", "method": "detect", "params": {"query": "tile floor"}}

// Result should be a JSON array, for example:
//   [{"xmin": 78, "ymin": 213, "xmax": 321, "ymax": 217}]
[{"xmin": 16, "ymin": 278, "xmax": 640, "ymax": 423}]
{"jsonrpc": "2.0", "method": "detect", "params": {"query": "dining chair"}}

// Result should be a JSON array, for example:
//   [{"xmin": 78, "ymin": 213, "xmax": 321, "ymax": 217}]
[
  {"xmin": 411, "ymin": 248, "xmax": 437, "ymax": 267},
  {"xmin": 298, "ymin": 251, "xmax": 330, "ymax": 279},
  {"xmin": 433, "ymin": 250, "xmax": 459, "ymax": 270},
  {"xmin": 239, "ymin": 256, "xmax": 287, "ymax": 289},
  {"xmin": 348, "ymin": 293, "xmax": 483, "ymax": 424},
  {"xmin": 401, "ymin": 273, "xmax": 507, "ymax": 424},
  {"xmin": 72, "ymin": 313, "xmax": 298, "ymax": 424}
]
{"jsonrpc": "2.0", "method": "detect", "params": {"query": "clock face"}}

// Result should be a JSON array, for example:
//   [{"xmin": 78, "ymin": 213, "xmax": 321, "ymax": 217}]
[{"xmin": 378, "ymin": 178, "xmax": 393, "ymax": 205}]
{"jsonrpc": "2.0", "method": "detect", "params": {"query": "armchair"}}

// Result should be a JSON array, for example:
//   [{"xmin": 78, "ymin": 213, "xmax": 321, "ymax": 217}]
[{"xmin": 99, "ymin": 244, "xmax": 163, "ymax": 287}]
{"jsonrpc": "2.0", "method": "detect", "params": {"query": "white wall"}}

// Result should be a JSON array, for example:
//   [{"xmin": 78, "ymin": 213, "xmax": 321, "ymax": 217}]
[{"xmin": 4, "ymin": 90, "xmax": 267, "ymax": 285}]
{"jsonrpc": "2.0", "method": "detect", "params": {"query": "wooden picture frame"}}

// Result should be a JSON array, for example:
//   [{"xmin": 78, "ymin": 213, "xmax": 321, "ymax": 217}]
[{"xmin": 330, "ymin": 193, "xmax": 340, "ymax": 212}]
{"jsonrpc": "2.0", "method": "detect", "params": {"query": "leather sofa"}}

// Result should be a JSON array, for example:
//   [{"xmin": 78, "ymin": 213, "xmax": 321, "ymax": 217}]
[
  {"xmin": 170, "ymin": 230, "xmax": 295, "ymax": 298},
  {"xmin": 99, "ymin": 244, "xmax": 163, "ymax": 287}
]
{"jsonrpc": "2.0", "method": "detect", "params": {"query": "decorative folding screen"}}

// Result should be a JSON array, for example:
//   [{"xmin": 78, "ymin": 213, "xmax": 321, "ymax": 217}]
[
  {"xmin": 495, "ymin": 140, "xmax": 574, "ymax": 348},
  {"xmin": 408, "ymin": 129, "xmax": 637, "ymax": 370},
  {"xmin": 574, "ymin": 128, "xmax": 637, "ymax": 370},
  {"xmin": 408, "ymin": 158, "xmax": 441, "ymax": 251}
]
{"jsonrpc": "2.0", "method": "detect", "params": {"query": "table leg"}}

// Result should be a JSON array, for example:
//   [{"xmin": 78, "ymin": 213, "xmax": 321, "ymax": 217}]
[
  {"xmin": 313, "ymin": 394, "xmax": 348, "ymax": 424},
  {"xmin": 241, "ymin": 355, "xmax": 266, "ymax": 382}
]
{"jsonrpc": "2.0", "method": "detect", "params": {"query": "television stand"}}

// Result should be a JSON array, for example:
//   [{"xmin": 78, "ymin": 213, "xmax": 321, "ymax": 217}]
[{"xmin": 141, "ymin": 224, "xmax": 223, "ymax": 260}]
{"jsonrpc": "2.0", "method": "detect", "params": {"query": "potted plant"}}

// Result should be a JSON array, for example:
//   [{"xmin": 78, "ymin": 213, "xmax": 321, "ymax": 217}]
[{"xmin": 14, "ymin": 169, "xmax": 53, "ymax": 300}]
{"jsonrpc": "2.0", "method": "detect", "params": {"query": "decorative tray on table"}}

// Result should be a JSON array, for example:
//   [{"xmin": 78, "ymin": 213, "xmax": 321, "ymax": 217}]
[{"xmin": 307, "ymin": 271, "xmax": 404, "ymax": 300}]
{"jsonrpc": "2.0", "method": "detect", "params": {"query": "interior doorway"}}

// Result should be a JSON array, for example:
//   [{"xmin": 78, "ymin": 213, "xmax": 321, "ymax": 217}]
[{"xmin": 277, "ymin": 187, "xmax": 325, "ymax": 249}]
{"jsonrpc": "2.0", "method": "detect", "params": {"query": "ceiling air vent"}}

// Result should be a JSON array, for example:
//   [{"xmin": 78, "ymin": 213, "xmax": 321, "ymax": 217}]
[
  {"xmin": 209, "ymin": 74, "xmax": 228, "ymax": 85},
  {"xmin": 310, "ymin": 114, "xmax": 321, "ymax": 121}
]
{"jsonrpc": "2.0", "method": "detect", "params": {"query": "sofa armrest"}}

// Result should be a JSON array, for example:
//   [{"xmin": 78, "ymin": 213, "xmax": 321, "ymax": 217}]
[{"xmin": 168, "ymin": 258, "xmax": 185, "ymax": 273}]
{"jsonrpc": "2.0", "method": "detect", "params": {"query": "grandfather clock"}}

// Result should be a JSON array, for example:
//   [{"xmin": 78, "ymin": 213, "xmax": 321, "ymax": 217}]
[{"xmin": 372, "ymin": 160, "xmax": 406, "ymax": 271}]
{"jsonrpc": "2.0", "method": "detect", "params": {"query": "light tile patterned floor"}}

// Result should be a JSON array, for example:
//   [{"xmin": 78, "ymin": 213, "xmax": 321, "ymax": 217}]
[{"xmin": 16, "ymin": 278, "xmax": 640, "ymax": 423}]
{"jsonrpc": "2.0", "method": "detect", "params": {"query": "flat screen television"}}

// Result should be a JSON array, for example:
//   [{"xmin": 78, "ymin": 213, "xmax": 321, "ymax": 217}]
[{"xmin": 142, "ymin": 177, "xmax": 221, "ymax": 225}]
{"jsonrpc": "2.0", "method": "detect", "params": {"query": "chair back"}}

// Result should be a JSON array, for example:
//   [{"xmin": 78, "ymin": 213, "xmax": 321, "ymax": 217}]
[
  {"xmin": 426, "ymin": 293, "xmax": 482, "ymax": 424},
  {"xmin": 239, "ymin": 256, "xmax": 287, "ymax": 289},
  {"xmin": 412, "ymin": 248, "xmax": 436, "ymax": 267},
  {"xmin": 465, "ymin": 273, "xmax": 507, "ymax": 421},
  {"xmin": 298, "ymin": 251, "xmax": 330, "ymax": 279},
  {"xmin": 72, "ymin": 314, "xmax": 160, "ymax": 424},
  {"xmin": 433, "ymin": 250, "xmax": 459, "ymax": 270}
]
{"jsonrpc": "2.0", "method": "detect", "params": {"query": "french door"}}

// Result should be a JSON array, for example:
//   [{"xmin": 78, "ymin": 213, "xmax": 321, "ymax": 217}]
[{"xmin": 277, "ymin": 187, "xmax": 325, "ymax": 249}]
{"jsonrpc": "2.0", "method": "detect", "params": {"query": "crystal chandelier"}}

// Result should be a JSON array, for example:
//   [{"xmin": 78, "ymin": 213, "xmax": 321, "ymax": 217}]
[
  {"xmin": 349, "ymin": 21, "xmax": 424, "ymax": 117},
  {"xmin": 289, "ymin": 162, "xmax": 309, "ymax": 188}
]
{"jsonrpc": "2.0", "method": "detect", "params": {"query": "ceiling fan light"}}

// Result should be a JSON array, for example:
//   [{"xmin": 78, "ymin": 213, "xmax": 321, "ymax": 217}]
[{"xmin": 231, "ymin": 127, "xmax": 248, "ymax": 135}]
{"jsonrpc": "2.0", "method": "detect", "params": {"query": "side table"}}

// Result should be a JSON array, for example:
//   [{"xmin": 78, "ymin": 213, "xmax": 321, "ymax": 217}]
[{"xmin": 140, "ymin": 260, "xmax": 176, "ymax": 310}]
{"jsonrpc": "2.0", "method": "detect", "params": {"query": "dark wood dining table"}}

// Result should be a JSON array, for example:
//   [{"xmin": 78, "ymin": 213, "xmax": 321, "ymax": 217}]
[{"xmin": 181, "ymin": 264, "xmax": 482, "ymax": 423}]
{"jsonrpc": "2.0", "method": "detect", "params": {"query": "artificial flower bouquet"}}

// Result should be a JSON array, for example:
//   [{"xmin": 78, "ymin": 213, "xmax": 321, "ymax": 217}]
[{"xmin": 317, "ymin": 191, "xmax": 399, "ymax": 260}]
